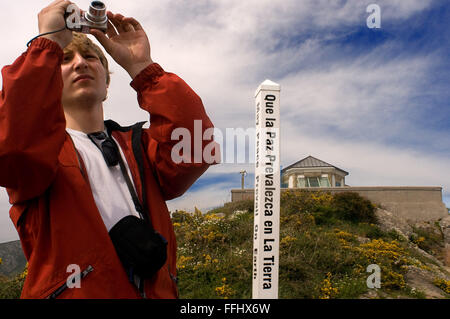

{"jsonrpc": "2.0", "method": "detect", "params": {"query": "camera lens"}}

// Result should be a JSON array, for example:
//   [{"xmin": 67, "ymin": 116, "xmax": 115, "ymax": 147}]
[
  {"xmin": 85, "ymin": 1, "xmax": 107, "ymax": 24},
  {"xmin": 91, "ymin": 1, "xmax": 105, "ymax": 10}
]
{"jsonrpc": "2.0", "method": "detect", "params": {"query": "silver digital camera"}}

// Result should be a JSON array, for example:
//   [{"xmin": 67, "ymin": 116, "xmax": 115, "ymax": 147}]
[{"xmin": 65, "ymin": 1, "xmax": 108, "ymax": 34}]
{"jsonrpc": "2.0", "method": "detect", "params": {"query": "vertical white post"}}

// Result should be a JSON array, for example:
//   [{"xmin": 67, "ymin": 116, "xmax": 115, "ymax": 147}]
[{"xmin": 252, "ymin": 80, "xmax": 281, "ymax": 299}]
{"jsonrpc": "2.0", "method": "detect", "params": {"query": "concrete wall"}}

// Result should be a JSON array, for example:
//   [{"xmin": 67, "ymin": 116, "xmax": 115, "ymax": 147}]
[{"xmin": 231, "ymin": 186, "xmax": 449, "ymax": 222}]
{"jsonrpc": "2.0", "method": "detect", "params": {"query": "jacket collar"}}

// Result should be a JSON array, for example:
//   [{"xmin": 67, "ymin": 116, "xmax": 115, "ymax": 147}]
[{"xmin": 104, "ymin": 119, "xmax": 147, "ymax": 136}]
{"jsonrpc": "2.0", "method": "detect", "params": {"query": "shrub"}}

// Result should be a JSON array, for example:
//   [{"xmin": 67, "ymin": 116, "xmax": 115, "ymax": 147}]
[
  {"xmin": 312, "ymin": 205, "xmax": 339, "ymax": 225},
  {"xmin": 0, "ymin": 264, "xmax": 26, "ymax": 299},
  {"xmin": 409, "ymin": 224, "xmax": 444, "ymax": 255},
  {"xmin": 332, "ymin": 192, "xmax": 377, "ymax": 224},
  {"xmin": 433, "ymin": 278, "xmax": 450, "ymax": 294}
]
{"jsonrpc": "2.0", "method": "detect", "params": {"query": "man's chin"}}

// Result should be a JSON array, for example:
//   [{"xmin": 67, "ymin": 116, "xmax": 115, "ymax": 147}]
[{"xmin": 65, "ymin": 92, "xmax": 105, "ymax": 107}]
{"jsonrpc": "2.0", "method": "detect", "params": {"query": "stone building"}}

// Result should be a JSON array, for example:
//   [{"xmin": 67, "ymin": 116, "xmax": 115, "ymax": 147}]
[
  {"xmin": 232, "ymin": 155, "xmax": 448, "ymax": 222},
  {"xmin": 281, "ymin": 155, "xmax": 348, "ymax": 188}
]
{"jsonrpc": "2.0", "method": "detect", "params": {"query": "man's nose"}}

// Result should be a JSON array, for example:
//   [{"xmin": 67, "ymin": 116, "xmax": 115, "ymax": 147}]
[{"xmin": 73, "ymin": 53, "xmax": 88, "ymax": 70}]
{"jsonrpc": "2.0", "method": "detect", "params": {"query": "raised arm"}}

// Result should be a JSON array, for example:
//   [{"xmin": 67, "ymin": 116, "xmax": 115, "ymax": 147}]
[
  {"xmin": 0, "ymin": 38, "xmax": 67, "ymax": 203},
  {"xmin": 131, "ymin": 65, "xmax": 219, "ymax": 200},
  {"xmin": 0, "ymin": 1, "xmax": 76, "ymax": 203}
]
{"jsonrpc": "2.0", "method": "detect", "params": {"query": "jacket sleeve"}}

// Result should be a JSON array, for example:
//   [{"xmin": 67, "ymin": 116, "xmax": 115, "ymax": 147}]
[
  {"xmin": 0, "ymin": 37, "xmax": 67, "ymax": 204},
  {"xmin": 130, "ymin": 64, "xmax": 220, "ymax": 200}
]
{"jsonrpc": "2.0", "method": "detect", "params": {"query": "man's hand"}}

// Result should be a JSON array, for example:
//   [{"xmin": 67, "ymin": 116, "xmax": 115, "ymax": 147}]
[
  {"xmin": 38, "ymin": 0, "xmax": 73, "ymax": 49},
  {"xmin": 90, "ymin": 12, "xmax": 153, "ymax": 79}
]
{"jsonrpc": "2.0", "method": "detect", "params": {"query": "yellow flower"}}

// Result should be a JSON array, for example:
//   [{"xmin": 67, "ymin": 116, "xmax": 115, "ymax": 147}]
[
  {"xmin": 280, "ymin": 235, "xmax": 297, "ymax": 248},
  {"xmin": 356, "ymin": 239, "xmax": 406, "ymax": 264},
  {"xmin": 177, "ymin": 255, "xmax": 193, "ymax": 269},
  {"xmin": 433, "ymin": 278, "xmax": 450, "ymax": 294},
  {"xmin": 335, "ymin": 230, "xmax": 354, "ymax": 240},
  {"xmin": 215, "ymin": 278, "xmax": 234, "ymax": 299},
  {"xmin": 202, "ymin": 231, "xmax": 216, "ymax": 241},
  {"xmin": 414, "ymin": 236, "xmax": 426, "ymax": 245},
  {"xmin": 319, "ymin": 273, "xmax": 339, "ymax": 299},
  {"xmin": 383, "ymin": 271, "xmax": 406, "ymax": 290}
]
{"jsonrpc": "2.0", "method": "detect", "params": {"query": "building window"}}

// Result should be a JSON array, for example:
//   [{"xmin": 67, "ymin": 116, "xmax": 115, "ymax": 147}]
[
  {"xmin": 296, "ymin": 175, "xmax": 331, "ymax": 187},
  {"xmin": 320, "ymin": 176, "xmax": 331, "ymax": 187},
  {"xmin": 301, "ymin": 176, "xmax": 331, "ymax": 187},
  {"xmin": 297, "ymin": 176, "xmax": 306, "ymax": 187},
  {"xmin": 307, "ymin": 177, "xmax": 320, "ymax": 187}
]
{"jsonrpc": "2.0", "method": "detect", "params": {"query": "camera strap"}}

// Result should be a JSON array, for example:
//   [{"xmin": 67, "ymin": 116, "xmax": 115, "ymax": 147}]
[
  {"xmin": 114, "ymin": 144, "xmax": 152, "ymax": 298},
  {"xmin": 116, "ymin": 143, "xmax": 147, "ymax": 223},
  {"xmin": 88, "ymin": 131, "xmax": 152, "ymax": 228},
  {"xmin": 26, "ymin": 26, "xmax": 67, "ymax": 47}
]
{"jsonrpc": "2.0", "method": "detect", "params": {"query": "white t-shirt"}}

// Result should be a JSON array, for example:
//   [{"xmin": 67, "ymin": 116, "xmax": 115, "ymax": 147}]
[{"xmin": 66, "ymin": 128, "xmax": 140, "ymax": 231}]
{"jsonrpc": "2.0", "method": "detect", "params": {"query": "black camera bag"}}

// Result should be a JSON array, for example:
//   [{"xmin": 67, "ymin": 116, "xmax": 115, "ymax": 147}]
[{"xmin": 109, "ymin": 215, "xmax": 167, "ymax": 279}]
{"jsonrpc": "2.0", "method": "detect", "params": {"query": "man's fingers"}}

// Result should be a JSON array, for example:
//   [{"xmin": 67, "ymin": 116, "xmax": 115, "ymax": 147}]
[
  {"xmin": 122, "ymin": 17, "xmax": 143, "ymax": 31},
  {"xmin": 105, "ymin": 20, "xmax": 118, "ymax": 38},
  {"xmin": 108, "ymin": 12, "xmax": 143, "ymax": 34},
  {"xmin": 90, "ymin": 28, "xmax": 113, "ymax": 53},
  {"xmin": 50, "ymin": 0, "xmax": 67, "ymax": 6},
  {"xmin": 56, "ymin": 0, "xmax": 74, "ymax": 12},
  {"xmin": 108, "ymin": 13, "xmax": 126, "ymax": 34},
  {"xmin": 123, "ymin": 23, "xmax": 135, "ymax": 32}
]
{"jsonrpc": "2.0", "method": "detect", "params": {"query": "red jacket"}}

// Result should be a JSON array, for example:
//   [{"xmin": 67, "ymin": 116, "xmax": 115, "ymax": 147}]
[{"xmin": 0, "ymin": 38, "xmax": 217, "ymax": 298}]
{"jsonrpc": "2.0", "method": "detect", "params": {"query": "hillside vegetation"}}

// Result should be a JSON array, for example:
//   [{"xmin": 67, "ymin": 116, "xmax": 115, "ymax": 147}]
[
  {"xmin": 0, "ymin": 240, "xmax": 27, "ymax": 278},
  {"xmin": 0, "ymin": 259, "xmax": 26, "ymax": 299},
  {"xmin": 1, "ymin": 190, "xmax": 449, "ymax": 298},
  {"xmin": 173, "ymin": 190, "xmax": 450, "ymax": 299}
]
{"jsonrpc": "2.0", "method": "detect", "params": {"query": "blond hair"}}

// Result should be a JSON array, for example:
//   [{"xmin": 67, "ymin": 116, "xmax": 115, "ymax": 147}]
[{"xmin": 64, "ymin": 32, "xmax": 111, "ymax": 85}]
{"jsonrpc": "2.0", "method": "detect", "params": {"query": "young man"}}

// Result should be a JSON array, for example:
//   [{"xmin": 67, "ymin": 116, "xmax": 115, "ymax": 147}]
[{"xmin": 0, "ymin": 0, "xmax": 218, "ymax": 298}]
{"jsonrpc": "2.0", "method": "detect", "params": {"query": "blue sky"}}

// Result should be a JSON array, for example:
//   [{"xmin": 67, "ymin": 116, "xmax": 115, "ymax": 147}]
[{"xmin": 0, "ymin": 0, "xmax": 449, "ymax": 242}]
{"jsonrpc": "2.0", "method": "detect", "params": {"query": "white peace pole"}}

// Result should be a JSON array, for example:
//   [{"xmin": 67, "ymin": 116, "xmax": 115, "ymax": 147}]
[{"xmin": 252, "ymin": 80, "xmax": 281, "ymax": 299}]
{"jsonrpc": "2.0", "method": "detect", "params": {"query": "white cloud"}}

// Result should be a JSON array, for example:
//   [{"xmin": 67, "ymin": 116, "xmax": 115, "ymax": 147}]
[{"xmin": 280, "ymin": 52, "xmax": 432, "ymax": 130}]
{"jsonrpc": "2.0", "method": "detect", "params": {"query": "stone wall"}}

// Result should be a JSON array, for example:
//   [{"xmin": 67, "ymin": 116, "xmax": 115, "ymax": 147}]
[{"xmin": 231, "ymin": 186, "xmax": 449, "ymax": 222}]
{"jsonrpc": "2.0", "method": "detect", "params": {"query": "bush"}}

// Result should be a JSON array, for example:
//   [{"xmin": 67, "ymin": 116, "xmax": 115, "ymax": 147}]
[
  {"xmin": 0, "ymin": 265, "xmax": 26, "ymax": 299},
  {"xmin": 409, "ymin": 224, "xmax": 444, "ymax": 255},
  {"xmin": 332, "ymin": 192, "xmax": 377, "ymax": 224},
  {"xmin": 281, "ymin": 190, "xmax": 377, "ymax": 226}
]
